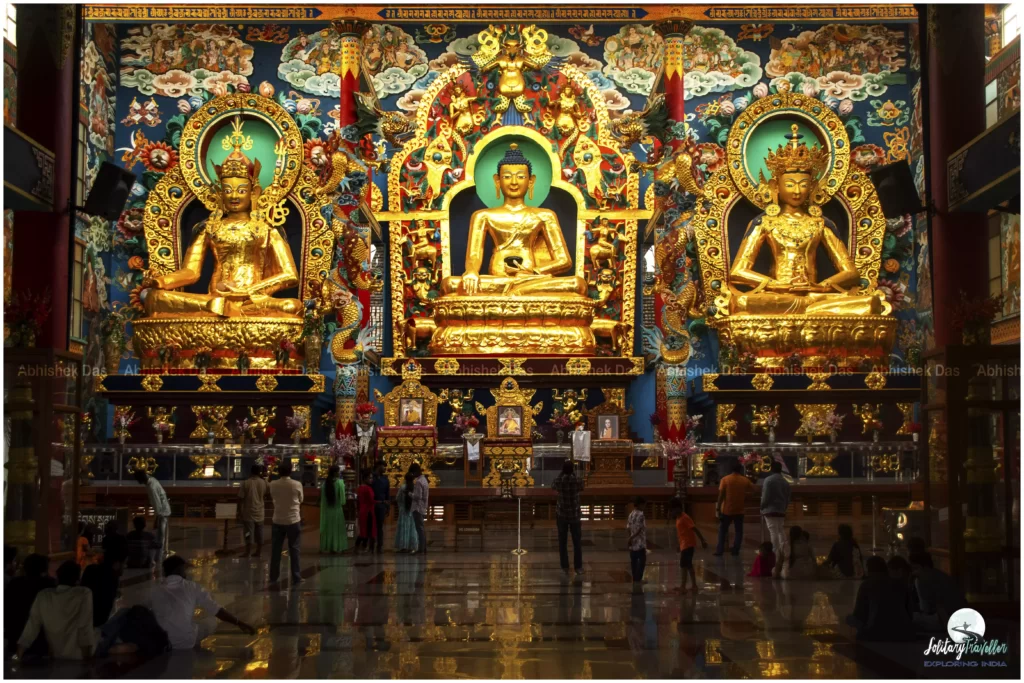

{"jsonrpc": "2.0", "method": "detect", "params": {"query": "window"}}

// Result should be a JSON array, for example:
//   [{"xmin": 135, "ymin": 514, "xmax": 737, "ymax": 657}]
[
  {"xmin": 4, "ymin": 4, "xmax": 15, "ymax": 47},
  {"xmin": 1003, "ymin": 3, "xmax": 1020, "ymax": 48},
  {"xmin": 70, "ymin": 240, "xmax": 85, "ymax": 341},
  {"xmin": 986, "ymin": 80, "xmax": 1000, "ymax": 128},
  {"xmin": 76, "ymin": 122, "xmax": 89, "ymax": 205}
]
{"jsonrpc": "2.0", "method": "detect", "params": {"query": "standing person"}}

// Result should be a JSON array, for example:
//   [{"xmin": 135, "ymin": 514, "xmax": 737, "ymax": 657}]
[
  {"xmin": 319, "ymin": 465, "xmax": 348, "ymax": 554},
  {"xmin": 371, "ymin": 461, "xmax": 391, "ymax": 554},
  {"xmin": 134, "ymin": 469, "xmax": 171, "ymax": 568},
  {"xmin": 268, "ymin": 461, "xmax": 304, "ymax": 587},
  {"xmin": 5, "ymin": 554, "xmax": 55, "ymax": 657},
  {"xmin": 16, "ymin": 561, "xmax": 96, "ymax": 661},
  {"xmin": 715, "ymin": 462, "xmax": 755, "ymax": 556},
  {"xmin": 394, "ymin": 473, "xmax": 418, "ymax": 553},
  {"xmin": 626, "ymin": 496, "xmax": 648, "ymax": 583},
  {"xmin": 238, "ymin": 465, "xmax": 269, "ymax": 558},
  {"xmin": 355, "ymin": 470, "xmax": 376, "ymax": 553},
  {"xmin": 671, "ymin": 499, "xmax": 708, "ymax": 592},
  {"xmin": 760, "ymin": 460, "xmax": 791, "ymax": 575},
  {"xmin": 410, "ymin": 463, "xmax": 429, "ymax": 555},
  {"xmin": 146, "ymin": 556, "xmax": 256, "ymax": 650},
  {"xmin": 552, "ymin": 460, "xmax": 583, "ymax": 575}
]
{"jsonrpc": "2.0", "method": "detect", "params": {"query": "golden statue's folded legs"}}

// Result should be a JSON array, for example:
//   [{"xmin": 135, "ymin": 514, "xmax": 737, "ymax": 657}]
[
  {"xmin": 733, "ymin": 291, "xmax": 885, "ymax": 316},
  {"xmin": 144, "ymin": 289, "xmax": 302, "ymax": 318},
  {"xmin": 440, "ymin": 274, "xmax": 588, "ymax": 296}
]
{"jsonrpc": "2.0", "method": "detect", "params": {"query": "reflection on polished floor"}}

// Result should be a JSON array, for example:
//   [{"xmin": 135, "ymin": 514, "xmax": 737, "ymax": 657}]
[{"xmin": 5, "ymin": 521, "xmax": 1016, "ymax": 679}]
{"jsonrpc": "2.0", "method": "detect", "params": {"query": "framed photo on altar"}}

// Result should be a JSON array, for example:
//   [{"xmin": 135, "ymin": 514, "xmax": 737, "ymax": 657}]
[
  {"xmin": 597, "ymin": 414, "xmax": 619, "ymax": 440},
  {"xmin": 399, "ymin": 398, "xmax": 425, "ymax": 426},
  {"xmin": 497, "ymin": 405, "xmax": 524, "ymax": 437}
]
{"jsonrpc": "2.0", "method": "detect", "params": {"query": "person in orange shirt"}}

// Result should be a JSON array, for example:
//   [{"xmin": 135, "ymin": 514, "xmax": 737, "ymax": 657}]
[
  {"xmin": 671, "ymin": 500, "xmax": 708, "ymax": 592},
  {"xmin": 715, "ymin": 462, "xmax": 755, "ymax": 556}
]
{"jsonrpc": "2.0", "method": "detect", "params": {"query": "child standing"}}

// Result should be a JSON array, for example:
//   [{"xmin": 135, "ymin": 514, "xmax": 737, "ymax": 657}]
[
  {"xmin": 626, "ymin": 496, "xmax": 648, "ymax": 583},
  {"xmin": 748, "ymin": 541, "xmax": 776, "ymax": 577},
  {"xmin": 355, "ymin": 470, "xmax": 376, "ymax": 553},
  {"xmin": 673, "ymin": 500, "xmax": 708, "ymax": 592}
]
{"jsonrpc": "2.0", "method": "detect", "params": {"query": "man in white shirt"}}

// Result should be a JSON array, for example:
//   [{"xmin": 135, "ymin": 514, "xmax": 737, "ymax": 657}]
[
  {"xmin": 17, "ymin": 561, "xmax": 96, "ymax": 661},
  {"xmin": 146, "ymin": 555, "xmax": 255, "ymax": 650},
  {"xmin": 134, "ymin": 469, "xmax": 171, "ymax": 567},
  {"xmin": 409, "ymin": 463, "xmax": 429, "ymax": 555},
  {"xmin": 268, "ymin": 460, "xmax": 304, "ymax": 585}
]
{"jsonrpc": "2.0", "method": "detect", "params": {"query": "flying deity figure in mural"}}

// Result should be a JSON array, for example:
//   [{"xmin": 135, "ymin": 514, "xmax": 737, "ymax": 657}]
[
  {"xmin": 727, "ymin": 125, "xmax": 888, "ymax": 317},
  {"xmin": 138, "ymin": 117, "xmax": 301, "ymax": 319},
  {"xmin": 440, "ymin": 144, "xmax": 586, "ymax": 297}
]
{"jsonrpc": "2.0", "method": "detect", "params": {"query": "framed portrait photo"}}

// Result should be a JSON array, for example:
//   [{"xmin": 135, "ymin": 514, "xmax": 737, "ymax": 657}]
[
  {"xmin": 597, "ymin": 414, "xmax": 619, "ymax": 440},
  {"xmin": 497, "ymin": 405, "xmax": 524, "ymax": 437},
  {"xmin": 399, "ymin": 398, "xmax": 425, "ymax": 426}
]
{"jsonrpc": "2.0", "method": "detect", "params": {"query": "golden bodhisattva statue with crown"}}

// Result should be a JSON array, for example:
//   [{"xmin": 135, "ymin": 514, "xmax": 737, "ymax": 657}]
[
  {"xmin": 688, "ymin": 91, "xmax": 896, "ymax": 369},
  {"xmin": 130, "ymin": 93, "xmax": 336, "ymax": 371},
  {"xmin": 141, "ymin": 118, "xmax": 302, "ymax": 320}
]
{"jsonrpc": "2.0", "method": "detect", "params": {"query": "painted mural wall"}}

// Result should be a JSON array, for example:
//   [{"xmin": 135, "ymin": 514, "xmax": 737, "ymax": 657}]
[{"xmin": 80, "ymin": 15, "xmax": 925, "ymax": 421}]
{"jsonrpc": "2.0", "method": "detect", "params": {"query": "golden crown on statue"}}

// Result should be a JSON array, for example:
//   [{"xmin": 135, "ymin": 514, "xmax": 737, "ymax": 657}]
[
  {"xmin": 763, "ymin": 123, "xmax": 830, "ymax": 181},
  {"xmin": 215, "ymin": 116, "xmax": 258, "ymax": 180}
]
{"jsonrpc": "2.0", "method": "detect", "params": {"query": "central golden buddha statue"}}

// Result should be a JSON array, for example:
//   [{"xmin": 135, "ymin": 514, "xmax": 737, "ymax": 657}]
[
  {"xmin": 728, "ymin": 125, "xmax": 887, "ymax": 317},
  {"xmin": 426, "ymin": 144, "xmax": 596, "ymax": 355},
  {"xmin": 140, "ymin": 118, "xmax": 301, "ymax": 319}
]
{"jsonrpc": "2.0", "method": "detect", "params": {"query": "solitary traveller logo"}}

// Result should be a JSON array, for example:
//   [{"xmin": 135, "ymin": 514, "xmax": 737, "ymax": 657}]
[{"xmin": 922, "ymin": 608, "xmax": 1009, "ymax": 668}]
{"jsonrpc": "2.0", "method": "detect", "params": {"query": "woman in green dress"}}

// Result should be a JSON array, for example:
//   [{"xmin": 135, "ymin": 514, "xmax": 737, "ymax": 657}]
[
  {"xmin": 394, "ymin": 472, "xmax": 418, "ymax": 552},
  {"xmin": 320, "ymin": 465, "xmax": 348, "ymax": 553}
]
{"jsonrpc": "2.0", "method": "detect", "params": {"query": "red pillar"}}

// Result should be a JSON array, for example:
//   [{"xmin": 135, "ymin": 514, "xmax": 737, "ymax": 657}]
[
  {"xmin": 11, "ymin": 6, "xmax": 77, "ymax": 350},
  {"xmin": 925, "ymin": 5, "xmax": 989, "ymax": 345}
]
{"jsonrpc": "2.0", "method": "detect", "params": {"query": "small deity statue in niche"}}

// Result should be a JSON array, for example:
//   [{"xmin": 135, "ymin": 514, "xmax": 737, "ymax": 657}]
[
  {"xmin": 139, "ymin": 117, "xmax": 302, "ymax": 319},
  {"xmin": 405, "ymin": 221, "xmax": 439, "ymax": 270},
  {"xmin": 440, "ymin": 144, "xmax": 586, "ymax": 297},
  {"xmin": 590, "ymin": 268, "xmax": 621, "ymax": 307},
  {"xmin": 473, "ymin": 25, "xmax": 552, "ymax": 122},
  {"xmin": 408, "ymin": 265, "xmax": 438, "ymax": 305},
  {"xmin": 552, "ymin": 83, "xmax": 586, "ymax": 138},
  {"xmin": 729, "ymin": 124, "xmax": 885, "ymax": 316},
  {"xmin": 587, "ymin": 216, "xmax": 621, "ymax": 271}
]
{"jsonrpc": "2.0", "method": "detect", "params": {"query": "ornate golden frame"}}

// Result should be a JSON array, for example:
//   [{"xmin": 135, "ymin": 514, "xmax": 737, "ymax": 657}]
[
  {"xmin": 377, "ymin": 379, "xmax": 439, "ymax": 427},
  {"xmin": 483, "ymin": 377, "xmax": 542, "ymax": 440},
  {"xmin": 143, "ymin": 97, "xmax": 332, "ymax": 301},
  {"xmin": 692, "ymin": 92, "xmax": 887, "ymax": 318},
  {"xmin": 381, "ymin": 62, "xmax": 643, "ymax": 359}
]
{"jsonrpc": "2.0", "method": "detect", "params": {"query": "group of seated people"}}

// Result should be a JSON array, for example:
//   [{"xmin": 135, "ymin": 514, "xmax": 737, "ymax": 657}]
[
  {"xmin": 4, "ymin": 517, "xmax": 256, "ymax": 665},
  {"xmin": 749, "ymin": 523, "xmax": 864, "ymax": 580}
]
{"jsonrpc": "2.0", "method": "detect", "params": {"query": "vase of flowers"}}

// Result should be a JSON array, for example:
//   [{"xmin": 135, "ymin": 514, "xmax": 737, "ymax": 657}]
[
  {"xmin": 5, "ymin": 289, "xmax": 51, "ymax": 349},
  {"xmin": 194, "ymin": 347, "xmax": 212, "ymax": 374},
  {"xmin": 114, "ymin": 407, "xmax": 138, "ymax": 445},
  {"xmin": 825, "ymin": 410, "xmax": 845, "ymax": 444},
  {"xmin": 234, "ymin": 418, "xmax": 249, "ymax": 447},
  {"xmin": 265, "ymin": 426, "xmax": 276, "ymax": 446},
  {"xmin": 454, "ymin": 414, "xmax": 480, "ymax": 436},
  {"xmin": 286, "ymin": 414, "xmax": 307, "ymax": 445},
  {"xmin": 549, "ymin": 414, "xmax": 572, "ymax": 445},
  {"xmin": 275, "ymin": 339, "xmax": 296, "ymax": 368},
  {"xmin": 153, "ymin": 421, "xmax": 169, "ymax": 444},
  {"xmin": 951, "ymin": 291, "xmax": 1003, "ymax": 346}
]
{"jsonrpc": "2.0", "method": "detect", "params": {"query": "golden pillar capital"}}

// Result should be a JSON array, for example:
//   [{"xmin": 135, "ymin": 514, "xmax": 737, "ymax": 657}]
[{"xmin": 331, "ymin": 19, "xmax": 370, "ymax": 37}]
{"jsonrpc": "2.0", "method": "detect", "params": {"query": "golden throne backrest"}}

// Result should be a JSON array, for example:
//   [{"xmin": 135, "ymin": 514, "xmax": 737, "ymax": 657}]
[
  {"xmin": 381, "ymin": 378, "xmax": 439, "ymax": 427},
  {"xmin": 484, "ymin": 377, "xmax": 538, "ymax": 439},
  {"xmin": 691, "ymin": 92, "xmax": 887, "ymax": 316},
  {"xmin": 141, "ymin": 93, "xmax": 333, "ymax": 302}
]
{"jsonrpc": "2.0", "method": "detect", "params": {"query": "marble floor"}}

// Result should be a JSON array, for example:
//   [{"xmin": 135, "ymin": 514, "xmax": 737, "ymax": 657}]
[{"xmin": 5, "ymin": 520, "xmax": 1020, "ymax": 679}]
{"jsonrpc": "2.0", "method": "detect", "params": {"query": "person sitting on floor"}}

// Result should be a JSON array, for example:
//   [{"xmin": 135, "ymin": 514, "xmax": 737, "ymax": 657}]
[
  {"xmin": 886, "ymin": 555, "xmax": 920, "ymax": 613},
  {"xmin": 748, "ymin": 541, "xmax": 776, "ymax": 578},
  {"xmin": 845, "ymin": 556, "xmax": 915, "ymax": 642},
  {"xmin": 16, "ymin": 560, "xmax": 96, "ymax": 661},
  {"xmin": 145, "ymin": 555, "xmax": 256, "ymax": 650},
  {"xmin": 909, "ymin": 551, "xmax": 966, "ymax": 632},
  {"xmin": 781, "ymin": 526, "xmax": 816, "ymax": 580},
  {"xmin": 826, "ymin": 524, "xmax": 864, "ymax": 578},
  {"xmin": 82, "ymin": 537, "xmax": 127, "ymax": 628},
  {"xmin": 125, "ymin": 516, "xmax": 157, "ymax": 569},
  {"xmin": 5, "ymin": 553, "xmax": 55, "ymax": 658},
  {"xmin": 101, "ymin": 520, "xmax": 126, "ymax": 557}
]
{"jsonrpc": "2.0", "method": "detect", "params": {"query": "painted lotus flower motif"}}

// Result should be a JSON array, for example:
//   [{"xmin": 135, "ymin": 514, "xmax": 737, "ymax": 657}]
[
  {"xmin": 303, "ymin": 140, "xmax": 328, "ymax": 168},
  {"xmin": 140, "ymin": 141, "xmax": 178, "ymax": 172},
  {"xmin": 697, "ymin": 143, "xmax": 726, "ymax": 172},
  {"xmin": 752, "ymin": 82, "xmax": 769, "ymax": 98},
  {"xmin": 877, "ymin": 277, "xmax": 912, "ymax": 310},
  {"xmin": 838, "ymin": 99, "xmax": 854, "ymax": 116},
  {"xmin": 116, "ymin": 207, "xmax": 145, "ymax": 237},
  {"xmin": 128, "ymin": 256, "xmax": 146, "ymax": 271},
  {"xmin": 851, "ymin": 144, "xmax": 886, "ymax": 169}
]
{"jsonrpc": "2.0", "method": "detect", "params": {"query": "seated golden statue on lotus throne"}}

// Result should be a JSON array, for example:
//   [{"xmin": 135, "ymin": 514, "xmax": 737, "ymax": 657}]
[
  {"xmin": 425, "ymin": 144, "xmax": 596, "ymax": 355},
  {"xmin": 140, "ymin": 117, "xmax": 302, "ymax": 319},
  {"xmin": 727, "ymin": 124, "xmax": 888, "ymax": 318}
]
